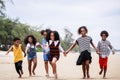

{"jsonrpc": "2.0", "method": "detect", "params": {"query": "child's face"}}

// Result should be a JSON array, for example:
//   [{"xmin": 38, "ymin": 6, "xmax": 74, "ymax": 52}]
[
  {"xmin": 28, "ymin": 37, "xmax": 33, "ymax": 43},
  {"xmin": 43, "ymin": 32, "xmax": 47, "ymax": 38},
  {"xmin": 14, "ymin": 40, "xmax": 19, "ymax": 46},
  {"xmin": 50, "ymin": 32, "xmax": 54, "ymax": 41},
  {"xmin": 80, "ymin": 28, "xmax": 87, "ymax": 36},
  {"xmin": 101, "ymin": 34, "xmax": 107, "ymax": 41}
]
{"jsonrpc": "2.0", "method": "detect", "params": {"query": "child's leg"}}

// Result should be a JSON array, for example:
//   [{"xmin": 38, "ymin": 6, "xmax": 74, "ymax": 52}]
[
  {"xmin": 82, "ymin": 62, "xmax": 86, "ymax": 79},
  {"xmin": 51, "ymin": 57, "xmax": 58, "ymax": 79},
  {"xmin": 18, "ymin": 61, "xmax": 23, "ymax": 75},
  {"xmin": 32, "ymin": 58, "xmax": 37, "ymax": 75},
  {"xmin": 103, "ymin": 57, "xmax": 108, "ymax": 78},
  {"xmin": 15, "ymin": 62, "xmax": 21, "ymax": 77},
  {"xmin": 28, "ymin": 60, "xmax": 32, "ymax": 76},
  {"xmin": 99, "ymin": 57, "xmax": 103, "ymax": 75},
  {"xmin": 85, "ymin": 60, "xmax": 90, "ymax": 78},
  {"xmin": 44, "ymin": 61, "xmax": 49, "ymax": 77}
]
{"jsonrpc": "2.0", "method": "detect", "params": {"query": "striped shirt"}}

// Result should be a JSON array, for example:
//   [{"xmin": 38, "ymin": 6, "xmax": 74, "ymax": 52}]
[
  {"xmin": 76, "ymin": 36, "xmax": 92, "ymax": 53},
  {"xmin": 97, "ymin": 40, "xmax": 114, "ymax": 58}
]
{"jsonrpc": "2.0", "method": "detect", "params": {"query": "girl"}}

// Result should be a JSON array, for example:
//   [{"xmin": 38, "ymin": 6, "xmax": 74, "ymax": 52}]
[
  {"xmin": 6, "ymin": 37, "xmax": 26, "ymax": 78},
  {"xmin": 97, "ymin": 30, "xmax": 115, "ymax": 79},
  {"xmin": 40, "ymin": 29, "xmax": 51, "ymax": 77},
  {"xmin": 46, "ymin": 30, "xmax": 65, "ymax": 79},
  {"xmin": 65, "ymin": 26, "xmax": 98, "ymax": 79},
  {"xmin": 24, "ymin": 35, "xmax": 41, "ymax": 76}
]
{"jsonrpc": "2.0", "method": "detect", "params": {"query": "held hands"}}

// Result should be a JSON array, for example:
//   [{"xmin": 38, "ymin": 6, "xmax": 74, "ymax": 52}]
[
  {"xmin": 112, "ymin": 51, "xmax": 115, "ymax": 55},
  {"xmin": 96, "ymin": 49, "xmax": 100, "ymax": 54},
  {"xmin": 63, "ymin": 51, "xmax": 69, "ymax": 57},
  {"xmin": 24, "ymin": 53, "xmax": 26, "ymax": 57}
]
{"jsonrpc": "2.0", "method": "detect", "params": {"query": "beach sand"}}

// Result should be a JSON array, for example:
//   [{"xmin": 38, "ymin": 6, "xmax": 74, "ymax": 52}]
[{"xmin": 0, "ymin": 51, "xmax": 120, "ymax": 80}]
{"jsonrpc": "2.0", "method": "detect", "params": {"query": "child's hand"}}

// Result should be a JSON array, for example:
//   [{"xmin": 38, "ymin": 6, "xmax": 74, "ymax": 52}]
[
  {"xmin": 5, "ymin": 53, "xmax": 8, "ymax": 55},
  {"xmin": 96, "ymin": 49, "xmax": 100, "ymax": 54},
  {"xmin": 112, "ymin": 51, "xmax": 115, "ymax": 55},
  {"xmin": 24, "ymin": 53, "xmax": 26, "ymax": 57},
  {"xmin": 63, "ymin": 52, "xmax": 67, "ymax": 57}
]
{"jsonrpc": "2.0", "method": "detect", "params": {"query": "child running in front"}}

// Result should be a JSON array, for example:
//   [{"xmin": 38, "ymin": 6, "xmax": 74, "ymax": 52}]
[
  {"xmin": 40, "ymin": 29, "xmax": 51, "ymax": 78},
  {"xmin": 46, "ymin": 30, "xmax": 66, "ymax": 79},
  {"xmin": 97, "ymin": 30, "xmax": 115, "ymax": 79},
  {"xmin": 65, "ymin": 26, "xmax": 98, "ymax": 79},
  {"xmin": 6, "ymin": 37, "xmax": 26, "ymax": 78},
  {"xmin": 24, "ymin": 35, "xmax": 41, "ymax": 76}
]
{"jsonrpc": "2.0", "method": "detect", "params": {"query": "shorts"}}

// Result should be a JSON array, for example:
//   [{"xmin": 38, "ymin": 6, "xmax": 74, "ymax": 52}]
[
  {"xmin": 43, "ymin": 52, "xmax": 50, "ymax": 61},
  {"xmin": 49, "ymin": 54, "xmax": 60, "ymax": 61}
]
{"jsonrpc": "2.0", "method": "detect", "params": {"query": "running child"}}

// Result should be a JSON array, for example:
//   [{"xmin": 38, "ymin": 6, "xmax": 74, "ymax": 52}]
[
  {"xmin": 46, "ymin": 30, "xmax": 66, "ymax": 79},
  {"xmin": 65, "ymin": 26, "xmax": 99, "ymax": 79},
  {"xmin": 6, "ymin": 37, "xmax": 26, "ymax": 78},
  {"xmin": 97, "ymin": 30, "xmax": 115, "ymax": 79},
  {"xmin": 40, "ymin": 29, "xmax": 51, "ymax": 77},
  {"xmin": 24, "ymin": 35, "xmax": 41, "ymax": 76}
]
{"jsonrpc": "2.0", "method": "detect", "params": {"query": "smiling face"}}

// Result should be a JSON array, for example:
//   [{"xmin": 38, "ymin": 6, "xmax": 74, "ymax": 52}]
[
  {"xmin": 28, "ymin": 37, "xmax": 33, "ymax": 43},
  {"xmin": 101, "ymin": 34, "xmax": 107, "ymax": 41},
  {"xmin": 80, "ymin": 28, "xmax": 87, "ymax": 36},
  {"xmin": 50, "ymin": 32, "xmax": 55, "ymax": 41}
]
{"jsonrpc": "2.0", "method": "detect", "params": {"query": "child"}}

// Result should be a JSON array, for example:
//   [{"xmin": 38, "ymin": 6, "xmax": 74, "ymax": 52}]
[
  {"xmin": 46, "ymin": 30, "xmax": 65, "ymax": 79},
  {"xmin": 6, "ymin": 37, "xmax": 26, "ymax": 78},
  {"xmin": 40, "ymin": 29, "xmax": 51, "ymax": 77},
  {"xmin": 97, "ymin": 30, "xmax": 115, "ymax": 79},
  {"xmin": 65, "ymin": 26, "xmax": 98, "ymax": 79},
  {"xmin": 24, "ymin": 35, "xmax": 41, "ymax": 76}
]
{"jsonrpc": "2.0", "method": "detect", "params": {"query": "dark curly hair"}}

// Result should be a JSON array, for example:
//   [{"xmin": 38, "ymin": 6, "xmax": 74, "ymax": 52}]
[
  {"xmin": 13, "ymin": 37, "xmax": 20, "ymax": 42},
  {"xmin": 100, "ymin": 30, "xmax": 109, "ymax": 37},
  {"xmin": 78, "ymin": 26, "xmax": 88, "ymax": 34},
  {"xmin": 24, "ymin": 35, "xmax": 37, "ymax": 45},
  {"xmin": 46, "ymin": 30, "xmax": 60, "ymax": 42},
  {"xmin": 40, "ymin": 29, "xmax": 51, "ymax": 35}
]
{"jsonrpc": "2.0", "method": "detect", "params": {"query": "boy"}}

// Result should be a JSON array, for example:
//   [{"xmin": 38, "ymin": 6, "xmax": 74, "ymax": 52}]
[
  {"xmin": 6, "ymin": 37, "xmax": 26, "ymax": 78},
  {"xmin": 97, "ymin": 30, "xmax": 115, "ymax": 79}
]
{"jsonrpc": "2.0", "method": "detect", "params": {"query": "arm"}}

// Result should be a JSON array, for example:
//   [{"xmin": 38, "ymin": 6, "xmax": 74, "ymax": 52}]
[
  {"xmin": 109, "ymin": 42, "xmax": 115, "ymax": 54},
  {"xmin": 65, "ymin": 41, "xmax": 77, "ymax": 54},
  {"xmin": 25, "ymin": 46, "xmax": 29, "ymax": 54},
  {"xmin": 36, "ymin": 42, "xmax": 42, "ymax": 48},
  {"xmin": 6, "ymin": 46, "xmax": 13, "ymax": 55},
  {"xmin": 21, "ymin": 46, "xmax": 26, "ymax": 57},
  {"xmin": 90, "ymin": 40, "xmax": 99, "ymax": 54}
]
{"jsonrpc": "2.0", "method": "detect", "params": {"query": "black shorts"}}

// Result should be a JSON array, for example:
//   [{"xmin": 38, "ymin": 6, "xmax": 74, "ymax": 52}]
[{"xmin": 49, "ymin": 54, "xmax": 60, "ymax": 61}]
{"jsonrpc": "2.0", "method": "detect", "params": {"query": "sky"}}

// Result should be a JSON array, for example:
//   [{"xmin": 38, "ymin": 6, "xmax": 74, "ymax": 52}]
[{"xmin": 5, "ymin": 0, "xmax": 120, "ymax": 49}]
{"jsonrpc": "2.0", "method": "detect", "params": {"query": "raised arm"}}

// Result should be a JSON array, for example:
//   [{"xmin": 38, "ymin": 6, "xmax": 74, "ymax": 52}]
[
  {"xmin": 65, "ymin": 41, "xmax": 77, "ymax": 54},
  {"xmin": 6, "ymin": 46, "xmax": 13, "ymax": 55}
]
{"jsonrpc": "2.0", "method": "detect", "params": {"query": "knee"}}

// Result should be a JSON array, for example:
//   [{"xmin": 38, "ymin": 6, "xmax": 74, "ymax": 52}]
[
  {"xmin": 52, "ymin": 61, "xmax": 56, "ymax": 65},
  {"xmin": 45, "ymin": 61, "xmax": 48, "ymax": 64}
]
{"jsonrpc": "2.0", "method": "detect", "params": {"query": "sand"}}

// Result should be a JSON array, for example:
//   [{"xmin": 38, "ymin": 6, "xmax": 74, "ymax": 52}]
[{"xmin": 0, "ymin": 51, "xmax": 120, "ymax": 80}]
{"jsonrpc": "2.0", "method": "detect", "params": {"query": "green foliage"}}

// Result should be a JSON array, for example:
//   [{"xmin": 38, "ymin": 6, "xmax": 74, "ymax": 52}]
[{"xmin": 0, "ymin": 17, "xmax": 42, "ymax": 51}]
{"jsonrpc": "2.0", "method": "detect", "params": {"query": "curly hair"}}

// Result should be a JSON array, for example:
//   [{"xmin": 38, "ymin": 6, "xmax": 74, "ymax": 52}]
[
  {"xmin": 24, "ymin": 35, "xmax": 37, "ymax": 45},
  {"xmin": 78, "ymin": 26, "xmax": 88, "ymax": 34},
  {"xmin": 40, "ymin": 29, "xmax": 51, "ymax": 35},
  {"xmin": 46, "ymin": 30, "xmax": 60, "ymax": 42},
  {"xmin": 100, "ymin": 30, "xmax": 109, "ymax": 37}
]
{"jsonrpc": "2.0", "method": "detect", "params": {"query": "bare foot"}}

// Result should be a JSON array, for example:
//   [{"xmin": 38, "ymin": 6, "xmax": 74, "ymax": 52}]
[
  {"xmin": 103, "ymin": 76, "xmax": 107, "ymax": 79},
  {"xmin": 99, "ymin": 69, "xmax": 103, "ymax": 75},
  {"xmin": 45, "ymin": 74, "xmax": 49, "ymax": 78},
  {"xmin": 82, "ymin": 75, "xmax": 86, "ymax": 79},
  {"xmin": 32, "ymin": 71, "xmax": 36, "ymax": 75},
  {"xmin": 87, "ymin": 74, "xmax": 90, "ymax": 79},
  {"xmin": 54, "ymin": 73, "xmax": 58, "ymax": 79},
  {"xmin": 18, "ymin": 74, "xmax": 22, "ymax": 78}
]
